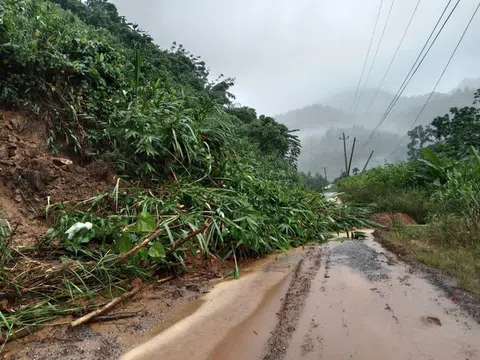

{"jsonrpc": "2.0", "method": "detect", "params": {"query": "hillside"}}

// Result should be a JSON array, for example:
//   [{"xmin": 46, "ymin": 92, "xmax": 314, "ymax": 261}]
[{"xmin": 0, "ymin": 0, "xmax": 370, "ymax": 348}]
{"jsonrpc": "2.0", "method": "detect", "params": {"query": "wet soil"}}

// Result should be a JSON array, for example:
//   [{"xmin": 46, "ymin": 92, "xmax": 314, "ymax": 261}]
[
  {"xmin": 2, "ymin": 276, "xmax": 215, "ymax": 359},
  {"xmin": 0, "ymin": 110, "xmax": 112, "ymax": 246},
  {"xmin": 4, "ymin": 228, "xmax": 480, "ymax": 359},
  {"xmin": 123, "ymin": 233, "xmax": 480, "ymax": 360},
  {"xmin": 2, "ymin": 249, "xmax": 307, "ymax": 359},
  {"xmin": 261, "ymin": 248, "xmax": 322, "ymax": 360},
  {"xmin": 375, "ymin": 229, "xmax": 480, "ymax": 324},
  {"xmin": 121, "ymin": 248, "xmax": 308, "ymax": 360},
  {"xmin": 283, "ymin": 237, "xmax": 480, "ymax": 360}
]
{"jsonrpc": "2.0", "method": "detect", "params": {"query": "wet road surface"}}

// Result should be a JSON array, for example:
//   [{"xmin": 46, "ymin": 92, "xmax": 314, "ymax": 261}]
[{"xmin": 122, "ymin": 234, "xmax": 480, "ymax": 360}]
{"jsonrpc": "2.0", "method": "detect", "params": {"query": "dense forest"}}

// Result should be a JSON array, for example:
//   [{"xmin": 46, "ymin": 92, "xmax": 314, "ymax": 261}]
[{"xmin": 0, "ymin": 0, "xmax": 369, "ymax": 341}]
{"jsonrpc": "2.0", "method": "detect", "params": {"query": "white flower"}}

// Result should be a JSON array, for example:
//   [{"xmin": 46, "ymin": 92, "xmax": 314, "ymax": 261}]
[{"xmin": 65, "ymin": 222, "xmax": 93, "ymax": 240}]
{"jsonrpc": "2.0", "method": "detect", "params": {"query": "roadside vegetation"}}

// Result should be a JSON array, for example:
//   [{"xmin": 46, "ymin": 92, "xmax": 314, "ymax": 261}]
[
  {"xmin": 0, "ymin": 0, "xmax": 370, "ymax": 344},
  {"xmin": 337, "ymin": 91, "xmax": 480, "ymax": 297}
]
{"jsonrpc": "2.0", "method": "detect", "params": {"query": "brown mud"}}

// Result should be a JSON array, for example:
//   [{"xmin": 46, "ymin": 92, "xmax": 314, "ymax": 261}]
[
  {"xmin": 3, "ymin": 248, "xmax": 307, "ymax": 359},
  {"xmin": 0, "ymin": 110, "xmax": 112, "ymax": 246},
  {"xmin": 5, "ymin": 232, "xmax": 480, "ymax": 359},
  {"xmin": 123, "ymin": 234, "xmax": 480, "ymax": 360},
  {"xmin": 120, "ymin": 248, "xmax": 308, "ymax": 360},
  {"xmin": 375, "ymin": 228, "xmax": 480, "ymax": 324}
]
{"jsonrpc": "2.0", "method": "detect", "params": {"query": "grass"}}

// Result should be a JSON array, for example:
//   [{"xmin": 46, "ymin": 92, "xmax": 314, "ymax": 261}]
[{"xmin": 388, "ymin": 222, "xmax": 480, "ymax": 298}]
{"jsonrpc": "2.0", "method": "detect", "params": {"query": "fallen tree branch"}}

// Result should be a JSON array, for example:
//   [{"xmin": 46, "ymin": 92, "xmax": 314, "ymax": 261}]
[
  {"xmin": 158, "ymin": 275, "xmax": 174, "ymax": 284},
  {"xmin": 91, "ymin": 311, "xmax": 142, "ymax": 323},
  {"xmin": 116, "ymin": 228, "xmax": 164, "ymax": 262},
  {"xmin": 70, "ymin": 285, "xmax": 141, "ymax": 328}
]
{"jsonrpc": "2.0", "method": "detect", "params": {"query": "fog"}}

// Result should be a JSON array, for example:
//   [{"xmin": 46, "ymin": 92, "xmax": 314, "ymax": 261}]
[
  {"xmin": 112, "ymin": 0, "xmax": 480, "ymax": 115},
  {"xmin": 111, "ymin": 0, "xmax": 480, "ymax": 177}
]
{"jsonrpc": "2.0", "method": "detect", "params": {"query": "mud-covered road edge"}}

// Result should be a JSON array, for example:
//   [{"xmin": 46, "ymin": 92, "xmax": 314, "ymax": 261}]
[
  {"xmin": 261, "ymin": 247, "xmax": 323, "ymax": 360},
  {"xmin": 373, "ymin": 229, "xmax": 480, "ymax": 324}
]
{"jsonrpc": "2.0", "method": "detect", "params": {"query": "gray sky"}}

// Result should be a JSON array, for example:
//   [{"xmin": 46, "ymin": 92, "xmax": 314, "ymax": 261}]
[{"xmin": 111, "ymin": 0, "xmax": 480, "ymax": 115}]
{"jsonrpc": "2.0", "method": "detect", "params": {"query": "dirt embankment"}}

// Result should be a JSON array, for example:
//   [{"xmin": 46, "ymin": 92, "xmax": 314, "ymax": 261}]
[
  {"xmin": 372, "ymin": 213, "xmax": 417, "ymax": 229},
  {"xmin": 0, "ymin": 110, "xmax": 112, "ymax": 246}
]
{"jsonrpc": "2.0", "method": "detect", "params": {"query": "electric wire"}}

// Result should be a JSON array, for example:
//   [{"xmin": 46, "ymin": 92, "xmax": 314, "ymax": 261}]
[
  {"xmin": 357, "ymin": 0, "xmax": 397, "ymax": 110},
  {"xmin": 362, "ymin": 0, "xmax": 458, "ymax": 149},
  {"xmin": 350, "ymin": 0, "xmax": 385, "ymax": 117},
  {"xmin": 388, "ymin": 1, "xmax": 480, "ymax": 158},
  {"xmin": 363, "ymin": 0, "xmax": 422, "ymax": 117}
]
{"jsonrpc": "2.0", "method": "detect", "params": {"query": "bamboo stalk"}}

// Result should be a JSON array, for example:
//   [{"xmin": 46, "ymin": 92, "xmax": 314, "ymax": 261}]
[
  {"xmin": 91, "ymin": 311, "xmax": 142, "ymax": 323},
  {"xmin": 157, "ymin": 275, "xmax": 174, "ymax": 284},
  {"xmin": 116, "ymin": 228, "xmax": 164, "ymax": 262},
  {"xmin": 70, "ymin": 286, "xmax": 141, "ymax": 328}
]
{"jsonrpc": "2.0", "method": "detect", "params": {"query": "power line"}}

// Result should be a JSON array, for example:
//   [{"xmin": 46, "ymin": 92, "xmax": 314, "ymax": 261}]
[
  {"xmin": 363, "ymin": 0, "xmax": 422, "ymax": 117},
  {"xmin": 388, "ymin": 1, "xmax": 480, "ymax": 158},
  {"xmin": 365, "ymin": 0, "xmax": 459, "ymax": 146},
  {"xmin": 362, "ymin": 0, "xmax": 459, "ymax": 150},
  {"xmin": 358, "ymin": 0, "xmax": 396, "ymax": 107},
  {"xmin": 350, "ymin": 0, "xmax": 385, "ymax": 117}
]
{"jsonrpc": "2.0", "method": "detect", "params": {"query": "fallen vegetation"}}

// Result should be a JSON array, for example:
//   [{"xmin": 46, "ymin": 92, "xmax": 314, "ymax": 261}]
[{"xmin": 0, "ymin": 0, "xmax": 370, "ymax": 346}]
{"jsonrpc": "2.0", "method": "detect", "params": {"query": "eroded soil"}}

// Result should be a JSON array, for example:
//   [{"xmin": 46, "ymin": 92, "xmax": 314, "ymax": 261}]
[{"xmin": 0, "ymin": 110, "xmax": 112, "ymax": 246}]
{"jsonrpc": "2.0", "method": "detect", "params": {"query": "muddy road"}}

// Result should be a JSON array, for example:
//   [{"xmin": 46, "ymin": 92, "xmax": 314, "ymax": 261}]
[{"xmin": 123, "ymin": 234, "xmax": 480, "ymax": 360}]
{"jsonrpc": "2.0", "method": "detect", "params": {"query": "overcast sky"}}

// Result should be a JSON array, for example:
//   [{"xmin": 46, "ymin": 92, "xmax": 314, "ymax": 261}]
[{"xmin": 111, "ymin": 0, "xmax": 480, "ymax": 115}]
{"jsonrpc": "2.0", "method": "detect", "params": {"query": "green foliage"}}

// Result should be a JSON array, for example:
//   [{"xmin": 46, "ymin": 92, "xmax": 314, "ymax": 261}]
[
  {"xmin": 226, "ymin": 106, "xmax": 257, "ymax": 124},
  {"xmin": 430, "ymin": 106, "xmax": 480, "ymax": 158},
  {"xmin": 0, "ymin": 0, "xmax": 127, "ymax": 152},
  {"xmin": 407, "ymin": 125, "xmax": 433, "ymax": 159},
  {"xmin": 407, "ymin": 92, "xmax": 480, "ymax": 160},
  {"xmin": 337, "ymin": 162, "xmax": 432, "ymax": 222},
  {"xmin": 429, "ymin": 146, "xmax": 480, "ymax": 229},
  {"xmin": 300, "ymin": 171, "xmax": 329, "ymax": 191},
  {"xmin": 337, "ymin": 161, "xmax": 419, "ymax": 201},
  {"xmin": 0, "ymin": 0, "xmax": 375, "ymax": 344}
]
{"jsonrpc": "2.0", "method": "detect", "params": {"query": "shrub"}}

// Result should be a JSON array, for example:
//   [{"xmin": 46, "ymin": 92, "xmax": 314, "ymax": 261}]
[{"xmin": 336, "ymin": 162, "xmax": 431, "ymax": 222}]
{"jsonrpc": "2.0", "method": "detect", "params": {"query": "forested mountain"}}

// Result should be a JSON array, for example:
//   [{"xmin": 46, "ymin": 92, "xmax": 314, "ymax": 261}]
[{"xmin": 275, "ymin": 82, "xmax": 479, "ymax": 177}]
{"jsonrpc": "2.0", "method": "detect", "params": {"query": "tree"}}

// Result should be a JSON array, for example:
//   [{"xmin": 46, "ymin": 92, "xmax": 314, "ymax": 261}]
[
  {"xmin": 226, "ymin": 106, "xmax": 257, "ymax": 124},
  {"xmin": 407, "ymin": 125, "xmax": 434, "ymax": 159},
  {"xmin": 352, "ymin": 167, "xmax": 360, "ymax": 175},
  {"xmin": 300, "ymin": 172, "xmax": 328, "ymax": 191},
  {"xmin": 407, "ymin": 89, "xmax": 480, "ymax": 160},
  {"xmin": 429, "ymin": 106, "xmax": 480, "ymax": 158}
]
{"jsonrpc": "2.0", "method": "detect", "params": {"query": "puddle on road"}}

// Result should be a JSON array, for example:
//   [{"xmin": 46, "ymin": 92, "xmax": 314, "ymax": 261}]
[{"xmin": 121, "ymin": 247, "xmax": 308, "ymax": 360}]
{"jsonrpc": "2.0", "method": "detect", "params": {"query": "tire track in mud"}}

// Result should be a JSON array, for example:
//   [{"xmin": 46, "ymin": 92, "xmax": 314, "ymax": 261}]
[{"xmin": 261, "ymin": 247, "xmax": 323, "ymax": 360}]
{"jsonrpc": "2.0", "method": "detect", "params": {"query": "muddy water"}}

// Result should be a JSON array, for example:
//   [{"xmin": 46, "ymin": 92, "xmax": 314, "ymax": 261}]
[
  {"xmin": 123, "ymin": 236, "xmax": 480, "ymax": 360},
  {"xmin": 121, "ymin": 248, "xmax": 308, "ymax": 360},
  {"xmin": 286, "ymin": 239, "xmax": 480, "ymax": 359}
]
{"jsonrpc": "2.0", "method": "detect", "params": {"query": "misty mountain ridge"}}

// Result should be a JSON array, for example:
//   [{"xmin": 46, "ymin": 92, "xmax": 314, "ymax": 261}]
[{"xmin": 275, "ymin": 79, "xmax": 480, "ymax": 178}]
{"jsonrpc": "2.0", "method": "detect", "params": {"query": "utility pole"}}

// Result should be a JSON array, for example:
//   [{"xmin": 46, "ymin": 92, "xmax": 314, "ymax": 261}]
[
  {"xmin": 323, "ymin": 167, "xmax": 328, "ymax": 182},
  {"xmin": 347, "ymin": 137, "xmax": 357, "ymax": 176},
  {"xmin": 362, "ymin": 150, "xmax": 374, "ymax": 173},
  {"xmin": 339, "ymin": 132, "xmax": 349, "ymax": 177}
]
